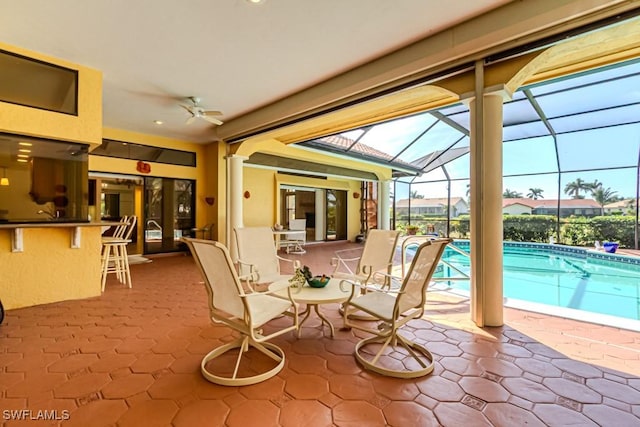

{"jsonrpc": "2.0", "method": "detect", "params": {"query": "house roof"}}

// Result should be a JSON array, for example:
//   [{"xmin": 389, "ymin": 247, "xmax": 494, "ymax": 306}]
[
  {"xmin": 396, "ymin": 197, "xmax": 466, "ymax": 207},
  {"xmin": 604, "ymin": 199, "xmax": 635, "ymax": 208}
]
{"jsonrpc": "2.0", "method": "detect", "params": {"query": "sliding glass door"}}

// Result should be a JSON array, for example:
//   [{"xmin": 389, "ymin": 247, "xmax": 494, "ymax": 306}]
[
  {"xmin": 144, "ymin": 177, "xmax": 195, "ymax": 253},
  {"xmin": 326, "ymin": 189, "xmax": 347, "ymax": 241}
]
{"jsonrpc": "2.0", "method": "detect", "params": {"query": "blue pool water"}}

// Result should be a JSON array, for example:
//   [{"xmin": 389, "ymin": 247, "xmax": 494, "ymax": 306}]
[{"xmin": 430, "ymin": 241, "xmax": 640, "ymax": 327}]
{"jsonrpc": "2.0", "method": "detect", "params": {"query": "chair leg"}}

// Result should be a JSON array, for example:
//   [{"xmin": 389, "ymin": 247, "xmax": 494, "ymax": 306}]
[
  {"xmin": 200, "ymin": 336, "xmax": 286, "ymax": 386},
  {"xmin": 119, "ymin": 244, "xmax": 132, "ymax": 288},
  {"xmin": 354, "ymin": 332, "xmax": 435, "ymax": 379},
  {"xmin": 101, "ymin": 244, "xmax": 110, "ymax": 292}
]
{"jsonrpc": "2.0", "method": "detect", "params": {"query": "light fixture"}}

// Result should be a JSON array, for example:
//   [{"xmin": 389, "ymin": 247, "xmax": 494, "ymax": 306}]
[
  {"xmin": 17, "ymin": 159, "xmax": 28, "ymax": 163},
  {"xmin": 246, "ymin": 0, "xmax": 266, "ymax": 4},
  {"xmin": 1, "ymin": 167, "xmax": 9, "ymax": 186},
  {"xmin": 18, "ymin": 142, "xmax": 32, "ymax": 146},
  {"xmin": 153, "ymin": 120, "xmax": 163, "ymax": 125},
  {"xmin": 18, "ymin": 148, "xmax": 31, "ymax": 153}
]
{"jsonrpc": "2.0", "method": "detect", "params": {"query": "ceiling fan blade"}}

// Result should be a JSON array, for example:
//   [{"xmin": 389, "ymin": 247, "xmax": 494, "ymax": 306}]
[
  {"xmin": 202, "ymin": 116, "xmax": 223, "ymax": 125},
  {"xmin": 185, "ymin": 116, "xmax": 196, "ymax": 125},
  {"xmin": 179, "ymin": 104, "xmax": 192, "ymax": 113},
  {"xmin": 203, "ymin": 110, "xmax": 223, "ymax": 117}
]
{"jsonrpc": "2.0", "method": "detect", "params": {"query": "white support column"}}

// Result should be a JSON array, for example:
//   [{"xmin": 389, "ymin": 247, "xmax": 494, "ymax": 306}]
[
  {"xmin": 378, "ymin": 180, "xmax": 391, "ymax": 230},
  {"xmin": 468, "ymin": 61, "xmax": 510, "ymax": 327},
  {"xmin": 315, "ymin": 189, "xmax": 325, "ymax": 241},
  {"xmin": 226, "ymin": 154, "xmax": 247, "ymax": 261}
]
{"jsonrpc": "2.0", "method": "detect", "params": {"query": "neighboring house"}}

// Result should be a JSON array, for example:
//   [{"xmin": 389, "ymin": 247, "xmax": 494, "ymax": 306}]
[
  {"xmin": 502, "ymin": 198, "xmax": 602, "ymax": 217},
  {"xmin": 396, "ymin": 197, "xmax": 469, "ymax": 217},
  {"xmin": 501, "ymin": 200, "xmax": 533, "ymax": 215},
  {"xmin": 604, "ymin": 199, "xmax": 636, "ymax": 215}
]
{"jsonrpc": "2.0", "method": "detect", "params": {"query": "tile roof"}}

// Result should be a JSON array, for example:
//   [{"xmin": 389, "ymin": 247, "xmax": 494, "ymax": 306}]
[{"xmin": 395, "ymin": 197, "xmax": 466, "ymax": 207}]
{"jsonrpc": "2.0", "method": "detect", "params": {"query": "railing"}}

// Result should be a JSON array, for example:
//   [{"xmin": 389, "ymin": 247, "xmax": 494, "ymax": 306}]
[{"xmin": 400, "ymin": 235, "xmax": 471, "ymax": 283}]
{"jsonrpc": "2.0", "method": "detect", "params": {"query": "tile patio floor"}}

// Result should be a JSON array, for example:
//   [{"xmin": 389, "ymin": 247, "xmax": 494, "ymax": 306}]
[{"xmin": 1, "ymin": 241, "xmax": 639, "ymax": 426}]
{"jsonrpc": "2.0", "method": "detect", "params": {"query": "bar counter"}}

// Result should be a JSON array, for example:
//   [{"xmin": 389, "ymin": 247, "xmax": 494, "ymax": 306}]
[{"xmin": 0, "ymin": 222, "xmax": 120, "ymax": 310}]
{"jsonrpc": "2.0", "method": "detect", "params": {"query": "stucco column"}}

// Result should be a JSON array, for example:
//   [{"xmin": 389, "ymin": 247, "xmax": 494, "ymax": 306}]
[
  {"xmin": 226, "ymin": 154, "xmax": 247, "ymax": 261},
  {"xmin": 468, "ymin": 63, "xmax": 508, "ymax": 327},
  {"xmin": 378, "ymin": 180, "xmax": 391, "ymax": 230},
  {"xmin": 315, "ymin": 189, "xmax": 325, "ymax": 240}
]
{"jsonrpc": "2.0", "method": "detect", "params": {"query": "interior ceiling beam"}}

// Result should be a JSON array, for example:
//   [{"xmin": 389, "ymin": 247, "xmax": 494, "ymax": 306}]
[{"xmin": 217, "ymin": 0, "xmax": 640, "ymax": 143}]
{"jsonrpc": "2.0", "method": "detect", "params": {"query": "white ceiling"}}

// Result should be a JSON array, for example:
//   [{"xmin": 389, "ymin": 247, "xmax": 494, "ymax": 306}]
[{"xmin": 0, "ymin": 0, "xmax": 513, "ymax": 143}]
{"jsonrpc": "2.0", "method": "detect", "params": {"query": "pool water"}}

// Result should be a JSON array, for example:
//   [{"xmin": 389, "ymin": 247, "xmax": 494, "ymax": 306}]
[{"xmin": 432, "ymin": 241, "xmax": 640, "ymax": 326}]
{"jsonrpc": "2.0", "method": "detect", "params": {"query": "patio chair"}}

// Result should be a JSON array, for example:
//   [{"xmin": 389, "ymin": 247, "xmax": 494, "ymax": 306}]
[
  {"xmin": 191, "ymin": 222, "xmax": 214, "ymax": 240},
  {"xmin": 331, "ymin": 229, "xmax": 401, "ymax": 289},
  {"xmin": 182, "ymin": 238, "xmax": 299, "ymax": 386},
  {"xmin": 234, "ymin": 226, "xmax": 300, "ymax": 291},
  {"xmin": 281, "ymin": 218, "xmax": 306, "ymax": 254},
  {"xmin": 341, "ymin": 238, "xmax": 452, "ymax": 378}
]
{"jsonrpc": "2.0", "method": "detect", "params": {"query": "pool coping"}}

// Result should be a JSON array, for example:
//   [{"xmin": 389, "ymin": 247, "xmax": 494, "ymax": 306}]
[
  {"xmin": 433, "ymin": 286, "xmax": 640, "ymax": 333},
  {"xmin": 436, "ymin": 240, "xmax": 640, "ymax": 332},
  {"xmin": 451, "ymin": 240, "xmax": 640, "ymax": 266}
]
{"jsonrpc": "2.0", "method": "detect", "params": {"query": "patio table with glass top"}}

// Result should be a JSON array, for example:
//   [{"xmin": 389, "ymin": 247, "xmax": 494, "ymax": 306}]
[{"xmin": 269, "ymin": 278, "xmax": 350, "ymax": 338}]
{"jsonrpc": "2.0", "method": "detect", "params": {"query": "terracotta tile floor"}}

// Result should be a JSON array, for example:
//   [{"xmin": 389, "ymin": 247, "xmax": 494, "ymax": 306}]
[{"xmin": 1, "ymin": 241, "xmax": 640, "ymax": 426}]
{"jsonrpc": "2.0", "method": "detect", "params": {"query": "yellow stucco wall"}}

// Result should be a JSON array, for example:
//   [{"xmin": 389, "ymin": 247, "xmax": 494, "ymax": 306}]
[
  {"xmin": 92, "ymin": 128, "xmax": 210, "ymax": 229},
  {"xmin": 243, "ymin": 167, "xmax": 276, "ymax": 227},
  {"xmin": 243, "ymin": 165, "xmax": 362, "ymax": 241},
  {"xmin": 0, "ymin": 43, "xmax": 105, "ymax": 310},
  {"xmin": 0, "ymin": 42, "xmax": 103, "ymax": 146},
  {"xmin": 0, "ymin": 227, "xmax": 103, "ymax": 310}
]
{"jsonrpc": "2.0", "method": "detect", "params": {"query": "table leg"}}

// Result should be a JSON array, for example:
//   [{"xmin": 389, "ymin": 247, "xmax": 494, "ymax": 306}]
[
  {"xmin": 312, "ymin": 304, "xmax": 335, "ymax": 338},
  {"xmin": 297, "ymin": 305, "xmax": 312, "ymax": 338},
  {"xmin": 295, "ymin": 304, "xmax": 336, "ymax": 338}
]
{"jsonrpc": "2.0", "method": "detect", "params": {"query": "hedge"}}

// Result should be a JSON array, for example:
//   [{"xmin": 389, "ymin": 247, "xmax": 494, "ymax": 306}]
[{"xmin": 395, "ymin": 215, "xmax": 638, "ymax": 248}]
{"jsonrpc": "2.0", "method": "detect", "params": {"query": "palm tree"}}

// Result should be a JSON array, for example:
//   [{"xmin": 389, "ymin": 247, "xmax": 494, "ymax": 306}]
[
  {"xmin": 592, "ymin": 187, "xmax": 618, "ymax": 215},
  {"xmin": 564, "ymin": 178, "xmax": 591, "ymax": 199},
  {"xmin": 409, "ymin": 190, "xmax": 425, "ymax": 199},
  {"xmin": 527, "ymin": 188, "xmax": 544, "ymax": 200},
  {"xmin": 503, "ymin": 189, "xmax": 522, "ymax": 198}
]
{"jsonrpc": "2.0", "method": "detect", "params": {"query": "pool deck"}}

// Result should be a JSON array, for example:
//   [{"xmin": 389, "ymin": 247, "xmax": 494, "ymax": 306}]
[
  {"xmin": 1, "ymin": 241, "xmax": 639, "ymax": 426},
  {"xmin": 615, "ymin": 248, "xmax": 640, "ymax": 257}
]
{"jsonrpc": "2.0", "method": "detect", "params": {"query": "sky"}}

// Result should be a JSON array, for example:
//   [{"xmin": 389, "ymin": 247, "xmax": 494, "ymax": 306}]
[{"xmin": 337, "ymin": 60, "xmax": 640, "ymax": 203}]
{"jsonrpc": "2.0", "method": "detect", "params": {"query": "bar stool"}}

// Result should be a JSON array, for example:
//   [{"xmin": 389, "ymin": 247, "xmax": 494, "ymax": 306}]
[{"xmin": 101, "ymin": 216, "xmax": 136, "ymax": 291}]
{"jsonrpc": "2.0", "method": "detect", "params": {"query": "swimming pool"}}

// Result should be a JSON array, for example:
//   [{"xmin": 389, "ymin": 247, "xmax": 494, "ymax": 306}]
[{"xmin": 429, "ymin": 241, "xmax": 640, "ymax": 330}]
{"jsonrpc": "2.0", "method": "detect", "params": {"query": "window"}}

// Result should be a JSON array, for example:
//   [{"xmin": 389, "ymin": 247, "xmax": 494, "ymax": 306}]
[
  {"xmin": 0, "ymin": 133, "xmax": 88, "ymax": 222},
  {"xmin": 0, "ymin": 50, "xmax": 78, "ymax": 115}
]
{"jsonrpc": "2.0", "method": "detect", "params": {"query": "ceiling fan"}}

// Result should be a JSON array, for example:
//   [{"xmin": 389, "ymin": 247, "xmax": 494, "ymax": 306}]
[{"xmin": 180, "ymin": 96, "xmax": 223, "ymax": 125}]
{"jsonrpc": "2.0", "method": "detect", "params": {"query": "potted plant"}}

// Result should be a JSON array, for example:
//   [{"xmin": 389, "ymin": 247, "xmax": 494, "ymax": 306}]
[{"xmin": 405, "ymin": 225, "xmax": 420, "ymax": 235}]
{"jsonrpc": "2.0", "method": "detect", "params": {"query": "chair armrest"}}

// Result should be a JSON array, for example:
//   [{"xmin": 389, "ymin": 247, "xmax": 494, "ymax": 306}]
[
  {"xmin": 339, "ymin": 278, "xmax": 403, "ymax": 297},
  {"xmin": 276, "ymin": 255, "xmax": 301, "ymax": 270},
  {"xmin": 243, "ymin": 283, "xmax": 301, "ymax": 303},
  {"xmin": 236, "ymin": 259, "xmax": 258, "ymax": 291},
  {"xmin": 371, "ymin": 271, "xmax": 403, "ymax": 291}
]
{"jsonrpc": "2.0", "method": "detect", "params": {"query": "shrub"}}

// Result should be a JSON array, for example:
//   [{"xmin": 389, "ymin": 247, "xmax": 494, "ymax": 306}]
[
  {"xmin": 503, "ymin": 215, "xmax": 556, "ymax": 242},
  {"xmin": 560, "ymin": 219, "xmax": 595, "ymax": 247},
  {"xmin": 590, "ymin": 216, "xmax": 636, "ymax": 247}
]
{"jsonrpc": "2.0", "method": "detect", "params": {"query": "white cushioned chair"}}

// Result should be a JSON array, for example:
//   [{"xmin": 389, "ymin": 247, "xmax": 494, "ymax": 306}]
[
  {"xmin": 341, "ymin": 238, "xmax": 452, "ymax": 378},
  {"xmin": 331, "ymin": 229, "xmax": 400, "ymax": 289},
  {"xmin": 183, "ymin": 238, "xmax": 299, "ymax": 386},
  {"xmin": 234, "ymin": 226, "xmax": 300, "ymax": 291}
]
